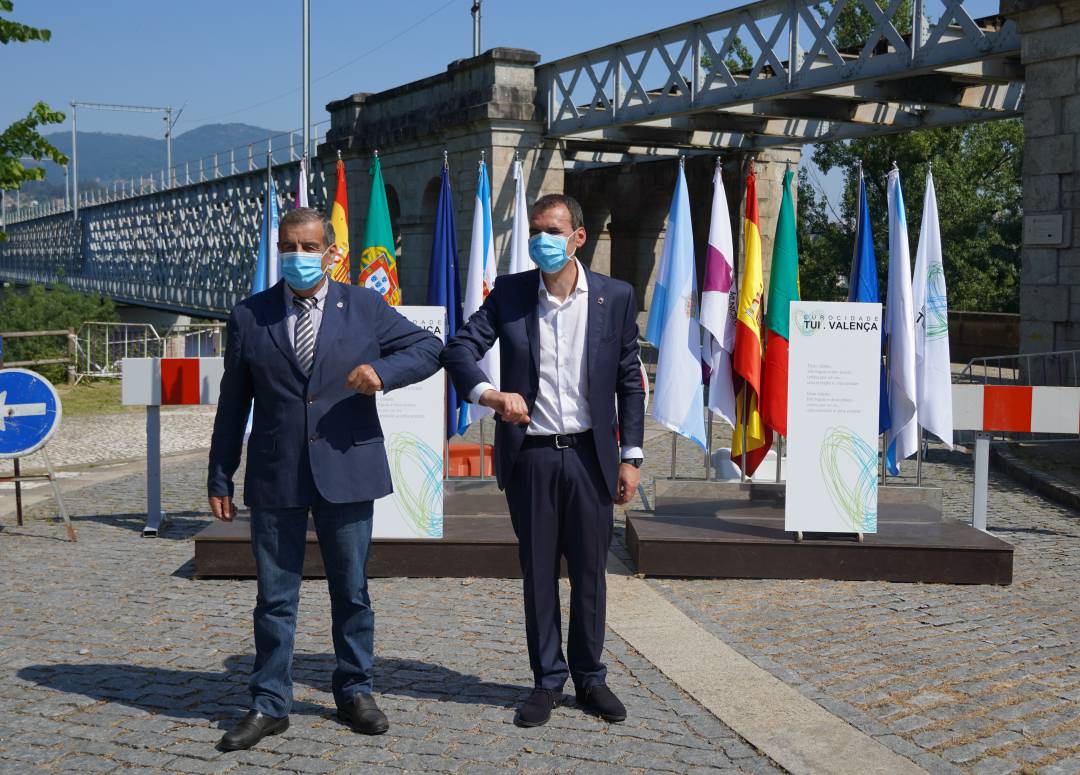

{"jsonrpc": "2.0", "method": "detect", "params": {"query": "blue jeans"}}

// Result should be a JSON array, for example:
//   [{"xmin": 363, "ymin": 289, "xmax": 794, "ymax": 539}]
[{"xmin": 248, "ymin": 498, "xmax": 374, "ymax": 717}]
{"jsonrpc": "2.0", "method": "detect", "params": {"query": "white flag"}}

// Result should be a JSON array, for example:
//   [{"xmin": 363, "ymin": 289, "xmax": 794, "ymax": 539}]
[
  {"xmin": 699, "ymin": 163, "xmax": 737, "ymax": 427},
  {"xmin": 462, "ymin": 160, "xmax": 500, "ymax": 426},
  {"xmin": 885, "ymin": 167, "xmax": 919, "ymax": 473},
  {"xmin": 509, "ymin": 159, "xmax": 531, "ymax": 275},
  {"xmin": 296, "ymin": 156, "xmax": 309, "ymax": 209},
  {"xmin": 912, "ymin": 170, "xmax": 954, "ymax": 449}
]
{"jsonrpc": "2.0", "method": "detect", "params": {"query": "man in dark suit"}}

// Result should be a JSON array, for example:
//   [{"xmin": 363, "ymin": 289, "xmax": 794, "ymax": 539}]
[
  {"xmin": 208, "ymin": 207, "xmax": 442, "ymax": 750},
  {"xmin": 442, "ymin": 194, "xmax": 646, "ymax": 727}
]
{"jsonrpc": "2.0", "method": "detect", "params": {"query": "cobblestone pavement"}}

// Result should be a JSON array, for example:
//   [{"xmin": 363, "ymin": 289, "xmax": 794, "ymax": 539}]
[
  {"xmin": 645, "ymin": 435, "xmax": 1080, "ymax": 775},
  {"xmin": 0, "ymin": 447, "xmax": 782, "ymax": 773}
]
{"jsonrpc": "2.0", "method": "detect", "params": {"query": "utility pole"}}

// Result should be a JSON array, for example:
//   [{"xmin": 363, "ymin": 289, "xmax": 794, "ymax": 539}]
[
  {"xmin": 302, "ymin": 0, "xmax": 311, "ymax": 163},
  {"xmin": 71, "ymin": 101, "xmax": 78, "ymax": 220},
  {"xmin": 472, "ymin": 0, "xmax": 481, "ymax": 57}
]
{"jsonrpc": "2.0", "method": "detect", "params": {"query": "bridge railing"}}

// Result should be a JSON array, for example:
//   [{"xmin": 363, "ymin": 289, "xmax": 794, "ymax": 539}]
[
  {"xmin": 74, "ymin": 321, "xmax": 226, "ymax": 382},
  {"xmin": 1, "ymin": 120, "xmax": 330, "ymax": 225},
  {"xmin": 536, "ymin": 0, "xmax": 1018, "ymax": 138}
]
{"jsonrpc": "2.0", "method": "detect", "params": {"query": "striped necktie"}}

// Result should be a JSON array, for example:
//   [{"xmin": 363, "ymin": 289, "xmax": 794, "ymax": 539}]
[{"xmin": 293, "ymin": 295, "xmax": 318, "ymax": 375}]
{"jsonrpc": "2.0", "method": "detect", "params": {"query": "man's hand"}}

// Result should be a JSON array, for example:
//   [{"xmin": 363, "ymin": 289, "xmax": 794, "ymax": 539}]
[
  {"xmin": 209, "ymin": 495, "xmax": 237, "ymax": 522},
  {"xmin": 347, "ymin": 364, "xmax": 383, "ymax": 395},
  {"xmin": 479, "ymin": 389, "xmax": 531, "ymax": 425},
  {"xmin": 616, "ymin": 462, "xmax": 641, "ymax": 506}
]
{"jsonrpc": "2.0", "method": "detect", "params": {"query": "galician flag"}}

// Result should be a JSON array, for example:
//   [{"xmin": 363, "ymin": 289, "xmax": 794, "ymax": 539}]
[
  {"xmin": 700, "ymin": 161, "xmax": 738, "ymax": 428},
  {"xmin": 760, "ymin": 168, "xmax": 800, "ymax": 438},
  {"xmin": 912, "ymin": 169, "xmax": 954, "ymax": 449},
  {"xmin": 509, "ymin": 158, "xmax": 531, "ymax": 275},
  {"xmin": 459, "ymin": 158, "xmax": 500, "ymax": 433},
  {"xmin": 731, "ymin": 168, "xmax": 772, "ymax": 475},
  {"xmin": 426, "ymin": 163, "xmax": 466, "ymax": 438},
  {"xmin": 885, "ymin": 166, "xmax": 919, "ymax": 474},
  {"xmin": 252, "ymin": 171, "xmax": 279, "ymax": 293},
  {"xmin": 644, "ymin": 162, "xmax": 706, "ymax": 449},
  {"xmin": 329, "ymin": 158, "xmax": 351, "ymax": 284},
  {"xmin": 358, "ymin": 154, "xmax": 402, "ymax": 305},
  {"xmin": 295, "ymin": 155, "xmax": 309, "ymax": 209}
]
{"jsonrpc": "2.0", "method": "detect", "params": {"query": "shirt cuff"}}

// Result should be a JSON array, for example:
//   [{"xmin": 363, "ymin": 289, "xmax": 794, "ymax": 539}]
[
  {"xmin": 620, "ymin": 446, "xmax": 644, "ymax": 460},
  {"xmin": 468, "ymin": 382, "xmax": 497, "ymax": 404}
]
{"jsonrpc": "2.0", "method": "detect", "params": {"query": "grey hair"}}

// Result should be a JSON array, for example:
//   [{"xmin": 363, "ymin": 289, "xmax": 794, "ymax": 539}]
[
  {"xmin": 531, "ymin": 193, "xmax": 584, "ymax": 230},
  {"xmin": 279, "ymin": 206, "xmax": 336, "ymax": 247}
]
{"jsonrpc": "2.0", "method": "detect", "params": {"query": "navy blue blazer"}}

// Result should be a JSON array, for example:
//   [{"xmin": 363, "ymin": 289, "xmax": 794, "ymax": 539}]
[
  {"xmin": 440, "ymin": 267, "xmax": 646, "ymax": 499},
  {"xmin": 208, "ymin": 279, "xmax": 443, "ymax": 508}
]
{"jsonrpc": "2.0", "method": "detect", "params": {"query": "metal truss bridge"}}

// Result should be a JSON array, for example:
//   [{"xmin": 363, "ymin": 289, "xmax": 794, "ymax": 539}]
[{"xmin": 0, "ymin": 0, "xmax": 1022, "ymax": 316}]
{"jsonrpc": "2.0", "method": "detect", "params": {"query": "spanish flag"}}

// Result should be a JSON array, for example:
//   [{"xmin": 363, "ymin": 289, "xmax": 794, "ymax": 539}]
[
  {"xmin": 731, "ymin": 167, "xmax": 772, "ymax": 475},
  {"xmin": 329, "ymin": 159, "xmax": 351, "ymax": 284},
  {"xmin": 760, "ymin": 168, "xmax": 800, "ymax": 437}
]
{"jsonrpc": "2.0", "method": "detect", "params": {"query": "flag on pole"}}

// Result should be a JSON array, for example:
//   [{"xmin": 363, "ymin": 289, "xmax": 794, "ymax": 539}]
[
  {"xmin": 913, "ymin": 168, "xmax": 954, "ymax": 449},
  {"xmin": 700, "ymin": 161, "xmax": 738, "ymax": 428},
  {"xmin": 731, "ymin": 167, "xmax": 772, "ymax": 475},
  {"xmin": 509, "ymin": 157, "xmax": 531, "ymax": 275},
  {"xmin": 885, "ymin": 166, "xmax": 919, "ymax": 474},
  {"xmin": 329, "ymin": 158, "xmax": 351, "ymax": 284},
  {"xmin": 644, "ymin": 161, "xmax": 706, "ymax": 448},
  {"xmin": 358, "ymin": 154, "xmax": 402, "ymax": 304},
  {"xmin": 295, "ymin": 156, "xmax": 309, "ymax": 209},
  {"xmin": 760, "ymin": 167, "xmax": 800, "ymax": 438},
  {"xmin": 458, "ymin": 158, "xmax": 500, "ymax": 434},
  {"xmin": 849, "ymin": 168, "xmax": 891, "ymax": 436},
  {"xmin": 252, "ymin": 171, "xmax": 279, "ymax": 294},
  {"xmin": 426, "ymin": 163, "xmax": 465, "ymax": 438}
]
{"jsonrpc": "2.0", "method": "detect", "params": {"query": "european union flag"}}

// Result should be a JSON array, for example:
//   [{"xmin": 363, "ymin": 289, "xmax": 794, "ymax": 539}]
[{"xmin": 426, "ymin": 165, "xmax": 465, "ymax": 439}]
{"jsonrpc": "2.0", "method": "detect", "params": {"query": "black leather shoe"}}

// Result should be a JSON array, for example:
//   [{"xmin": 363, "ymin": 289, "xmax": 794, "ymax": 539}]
[
  {"xmin": 514, "ymin": 688, "xmax": 560, "ymax": 728},
  {"xmin": 575, "ymin": 684, "xmax": 626, "ymax": 722},
  {"xmin": 217, "ymin": 710, "xmax": 289, "ymax": 751},
  {"xmin": 337, "ymin": 692, "xmax": 389, "ymax": 735}
]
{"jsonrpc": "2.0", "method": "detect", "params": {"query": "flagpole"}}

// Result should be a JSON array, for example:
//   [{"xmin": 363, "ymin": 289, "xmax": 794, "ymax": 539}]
[
  {"xmin": 705, "ymin": 411, "xmax": 713, "ymax": 480},
  {"xmin": 740, "ymin": 389, "xmax": 748, "ymax": 483},
  {"xmin": 479, "ymin": 418, "xmax": 486, "ymax": 480},
  {"xmin": 916, "ymin": 426, "xmax": 924, "ymax": 486},
  {"xmin": 670, "ymin": 433, "xmax": 677, "ymax": 480},
  {"xmin": 775, "ymin": 431, "xmax": 781, "ymax": 483}
]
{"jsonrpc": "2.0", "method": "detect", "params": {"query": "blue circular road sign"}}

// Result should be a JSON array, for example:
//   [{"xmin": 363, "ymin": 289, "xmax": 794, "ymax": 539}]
[{"xmin": 0, "ymin": 368, "xmax": 63, "ymax": 459}]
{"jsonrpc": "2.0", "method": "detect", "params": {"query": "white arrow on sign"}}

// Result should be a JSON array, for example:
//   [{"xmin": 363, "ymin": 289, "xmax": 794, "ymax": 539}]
[{"xmin": 0, "ymin": 390, "xmax": 47, "ymax": 432}]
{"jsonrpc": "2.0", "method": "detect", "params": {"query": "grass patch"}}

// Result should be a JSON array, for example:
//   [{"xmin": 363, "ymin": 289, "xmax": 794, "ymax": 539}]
[{"xmin": 54, "ymin": 380, "xmax": 140, "ymax": 417}]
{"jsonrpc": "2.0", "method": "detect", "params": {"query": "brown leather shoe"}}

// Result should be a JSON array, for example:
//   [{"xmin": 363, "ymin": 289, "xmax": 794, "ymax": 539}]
[{"xmin": 337, "ymin": 692, "xmax": 389, "ymax": 735}]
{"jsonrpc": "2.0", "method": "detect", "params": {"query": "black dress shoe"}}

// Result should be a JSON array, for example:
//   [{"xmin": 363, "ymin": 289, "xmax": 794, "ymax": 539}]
[
  {"xmin": 514, "ymin": 688, "xmax": 560, "ymax": 728},
  {"xmin": 217, "ymin": 710, "xmax": 289, "ymax": 751},
  {"xmin": 337, "ymin": 692, "xmax": 389, "ymax": 735},
  {"xmin": 575, "ymin": 684, "xmax": 626, "ymax": 722}
]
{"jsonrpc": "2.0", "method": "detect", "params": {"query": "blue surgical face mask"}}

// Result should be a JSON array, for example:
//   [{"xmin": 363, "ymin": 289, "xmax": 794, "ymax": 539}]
[
  {"xmin": 281, "ymin": 250, "xmax": 329, "ymax": 290},
  {"xmin": 528, "ymin": 232, "xmax": 576, "ymax": 274}
]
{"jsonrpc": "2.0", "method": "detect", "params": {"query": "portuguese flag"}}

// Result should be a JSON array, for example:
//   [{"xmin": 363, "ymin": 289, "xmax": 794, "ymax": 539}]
[
  {"xmin": 329, "ymin": 159, "xmax": 351, "ymax": 284},
  {"xmin": 358, "ymin": 154, "xmax": 402, "ymax": 305},
  {"xmin": 730, "ymin": 168, "xmax": 772, "ymax": 476},
  {"xmin": 760, "ymin": 168, "xmax": 800, "ymax": 437}
]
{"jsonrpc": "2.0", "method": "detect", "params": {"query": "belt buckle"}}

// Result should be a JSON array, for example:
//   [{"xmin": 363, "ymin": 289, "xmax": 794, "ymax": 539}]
[{"xmin": 554, "ymin": 434, "xmax": 571, "ymax": 449}]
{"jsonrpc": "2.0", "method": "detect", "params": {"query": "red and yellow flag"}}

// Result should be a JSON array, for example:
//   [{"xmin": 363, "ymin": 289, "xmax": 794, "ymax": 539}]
[
  {"xmin": 329, "ymin": 159, "xmax": 351, "ymax": 284},
  {"xmin": 731, "ymin": 168, "xmax": 772, "ymax": 475}
]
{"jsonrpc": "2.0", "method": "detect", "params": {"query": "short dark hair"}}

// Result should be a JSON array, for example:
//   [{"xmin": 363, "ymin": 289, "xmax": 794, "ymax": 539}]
[
  {"xmin": 532, "ymin": 193, "xmax": 584, "ymax": 230},
  {"xmin": 279, "ymin": 206, "xmax": 335, "ymax": 247}
]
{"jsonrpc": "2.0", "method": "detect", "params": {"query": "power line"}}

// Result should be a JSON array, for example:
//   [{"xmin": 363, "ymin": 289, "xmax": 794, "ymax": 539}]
[{"xmin": 185, "ymin": 0, "xmax": 459, "ymax": 126}]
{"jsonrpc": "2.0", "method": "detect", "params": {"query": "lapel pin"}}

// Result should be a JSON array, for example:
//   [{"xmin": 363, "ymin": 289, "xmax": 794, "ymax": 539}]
[
  {"xmin": 336, "ymin": 301, "xmax": 344, "ymax": 309},
  {"xmin": 597, "ymin": 296, "xmax": 605, "ymax": 305}
]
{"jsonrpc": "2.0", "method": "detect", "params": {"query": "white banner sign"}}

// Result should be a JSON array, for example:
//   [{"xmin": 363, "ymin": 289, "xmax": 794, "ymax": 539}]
[
  {"xmin": 785, "ymin": 301, "xmax": 882, "ymax": 534},
  {"xmin": 373, "ymin": 305, "xmax": 446, "ymax": 539}
]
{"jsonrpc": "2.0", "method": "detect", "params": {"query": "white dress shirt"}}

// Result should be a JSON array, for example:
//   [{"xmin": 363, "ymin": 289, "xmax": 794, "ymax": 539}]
[
  {"xmin": 470, "ymin": 260, "xmax": 643, "ymax": 461},
  {"xmin": 283, "ymin": 280, "xmax": 329, "ymax": 349}
]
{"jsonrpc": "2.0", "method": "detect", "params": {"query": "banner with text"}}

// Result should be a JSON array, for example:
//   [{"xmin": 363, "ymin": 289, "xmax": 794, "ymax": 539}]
[
  {"xmin": 373, "ymin": 305, "xmax": 446, "ymax": 539},
  {"xmin": 785, "ymin": 301, "xmax": 882, "ymax": 534}
]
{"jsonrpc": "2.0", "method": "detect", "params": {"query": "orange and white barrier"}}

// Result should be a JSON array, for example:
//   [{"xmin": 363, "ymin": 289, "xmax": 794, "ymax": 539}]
[
  {"xmin": 121, "ymin": 357, "xmax": 224, "ymax": 536},
  {"xmin": 951, "ymin": 384, "xmax": 1080, "ymax": 531},
  {"xmin": 121, "ymin": 357, "xmax": 223, "ymax": 406}
]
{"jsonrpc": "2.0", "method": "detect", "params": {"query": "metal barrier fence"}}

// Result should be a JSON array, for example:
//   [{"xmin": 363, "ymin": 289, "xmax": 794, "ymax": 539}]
[{"xmin": 73, "ymin": 322, "xmax": 225, "ymax": 382}]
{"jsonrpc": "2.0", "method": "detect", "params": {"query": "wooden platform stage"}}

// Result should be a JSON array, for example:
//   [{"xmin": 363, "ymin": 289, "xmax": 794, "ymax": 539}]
[
  {"xmin": 627, "ymin": 480, "xmax": 1014, "ymax": 585},
  {"xmin": 193, "ymin": 480, "xmax": 528, "ymax": 579}
]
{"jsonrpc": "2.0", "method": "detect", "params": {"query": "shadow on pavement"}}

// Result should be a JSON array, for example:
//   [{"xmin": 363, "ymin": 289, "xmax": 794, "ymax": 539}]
[{"xmin": 16, "ymin": 654, "xmax": 527, "ymax": 725}]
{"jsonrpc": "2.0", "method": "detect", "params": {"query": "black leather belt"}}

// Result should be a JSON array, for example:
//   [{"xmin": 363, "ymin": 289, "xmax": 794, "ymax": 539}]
[{"xmin": 522, "ymin": 431, "xmax": 591, "ymax": 449}]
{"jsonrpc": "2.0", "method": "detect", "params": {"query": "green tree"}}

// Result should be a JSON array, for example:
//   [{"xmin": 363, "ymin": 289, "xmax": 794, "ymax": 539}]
[
  {"xmin": 0, "ymin": 1, "xmax": 67, "ymax": 241},
  {"xmin": 796, "ymin": 168, "xmax": 851, "ymax": 302},
  {"xmin": 0, "ymin": 284, "xmax": 117, "ymax": 382}
]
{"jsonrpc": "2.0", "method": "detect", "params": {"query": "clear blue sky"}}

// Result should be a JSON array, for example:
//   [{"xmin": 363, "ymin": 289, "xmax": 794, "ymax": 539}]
[{"xmin": 2, "ymin": 0, "xmax": 843, "ymax": 207}]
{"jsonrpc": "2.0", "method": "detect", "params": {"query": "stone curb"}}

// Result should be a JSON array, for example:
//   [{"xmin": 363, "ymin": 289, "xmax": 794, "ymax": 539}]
[{"xmin": 990, "ymin": 444, "xmax": 1080, "ymax": 512}]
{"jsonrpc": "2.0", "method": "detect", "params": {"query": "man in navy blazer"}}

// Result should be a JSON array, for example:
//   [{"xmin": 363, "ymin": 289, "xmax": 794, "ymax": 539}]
[
  {"xmin": 442, "ymin": 194, "xmax": 646, "ymax": 727},
  {"xmin": 208, "ymin": 207, "xmax": 442, "ymax": 751}
]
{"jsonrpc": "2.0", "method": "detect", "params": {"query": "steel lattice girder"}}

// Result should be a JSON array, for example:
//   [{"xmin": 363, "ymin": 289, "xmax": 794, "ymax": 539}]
[{"xmin": 536, "ymin": 0, "xmax": 1022, "ymax": 147}]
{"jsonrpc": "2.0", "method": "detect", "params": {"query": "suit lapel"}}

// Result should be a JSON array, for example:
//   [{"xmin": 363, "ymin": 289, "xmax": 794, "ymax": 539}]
[
  {"xmin": 265, "ymin": 280, "xmax": 305, "ymax": 377},
  {"xmin": 525, "ymin": 269, "xmax": 540, "ymax": 378},
  {"xmin": 585, "ymin": 268, "xmax": 607, "ymax": 390},
  {"xmin": 310, "ymin": 280, "xmax": 347, "ymax": 379}
]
